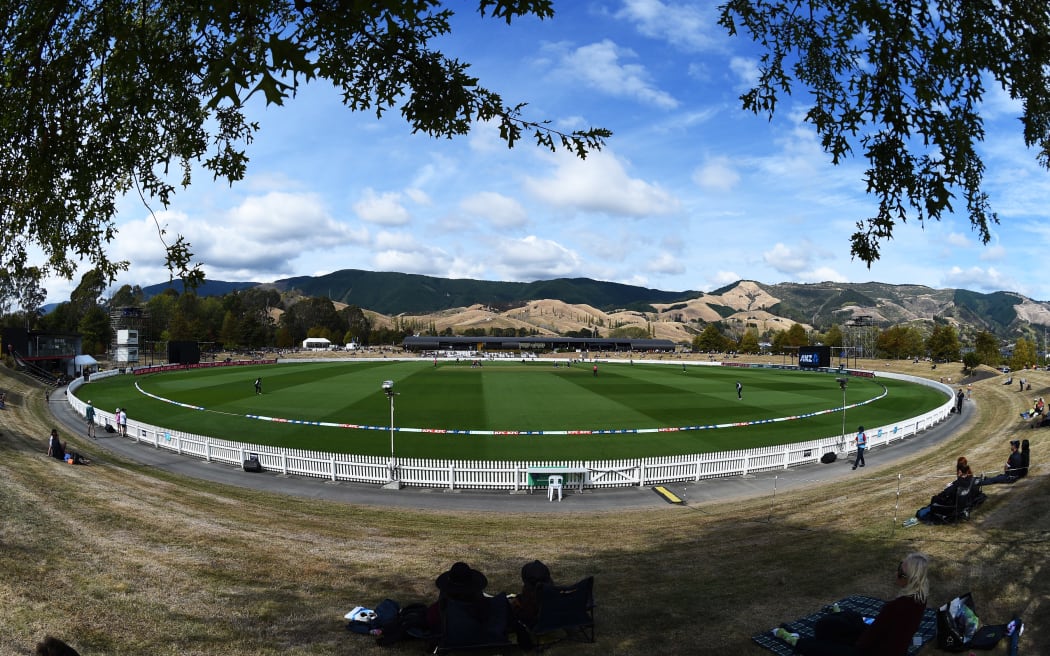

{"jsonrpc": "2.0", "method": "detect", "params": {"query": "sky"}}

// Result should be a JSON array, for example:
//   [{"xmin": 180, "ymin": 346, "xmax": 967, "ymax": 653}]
[{"xmin": 42, "ymin": 1, "xmax": 1050, "ymax": 304}]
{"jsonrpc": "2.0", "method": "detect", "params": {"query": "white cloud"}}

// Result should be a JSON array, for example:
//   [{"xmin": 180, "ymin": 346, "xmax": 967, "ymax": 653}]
[
  {"xmin": 373, "ymin": 230, "xmax": 420, "ymax": 252},
  {"xmin": 761, "ymin": 242, "xmax": 846, "ymax": 283},
  {"xmin": 353, "ymin": 189, "xmax": 411, "ymax": 225},
  {"xmin": 693, "ymin": 156, "xmax": 741, "ymax": 192},
  {"xmin": 460, "ymin": 192, "xmax": 528, "ymax": 228},
  {"xmin": 979, "ymin": 244, "xmax": 1007, "ymax": 261},
  {"xmin": 647, "ymin": 252, "xmax": 685, "ymax": 275},
  {"xmin": 729, "ymin": 56, "xmax": 760, "ymax": 88},
  {"xmin": 942, "ymin": 266, "xmax": 1016, "ymax": 293},
  {"xmin": 614, "ymin": 0, "xmax": 724, "ymax": 52},
  {"xmin": 493, "ymin": 236, "xmax": 583, "ymax": 280},
  {"xmin": 707, "ymin": 271, "xmax": 742, "ymax": 290},
  {"xmin": 763, "ymin": 242, "xmax": 810, "ymax": 275},
  {"xmin": 946, "ymin": 232, "xmax": 971, "ymax": 248},
  {"xmin": 557, "ymin": 40, "xmax": 678, "ymax": 109},
  {"xmin": 110, "ymin": 192, "xmax": 369, "ymax": 282},
  {"xmin": 525, "ymin": 150, "xmax": 679, "ymax": 216},
  {"xmin": 404, "ymin": 188, "xmax": 432, "ymax": 206}
]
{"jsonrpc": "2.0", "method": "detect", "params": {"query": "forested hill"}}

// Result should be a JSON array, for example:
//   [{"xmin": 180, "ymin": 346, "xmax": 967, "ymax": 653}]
[
  {"xmin": 264, "ymin": 269, "xmax": 698, "ymax": 315},
  {"xmin": 138, "ymin": 270, "xmax": 1050, "ymax": 337}
]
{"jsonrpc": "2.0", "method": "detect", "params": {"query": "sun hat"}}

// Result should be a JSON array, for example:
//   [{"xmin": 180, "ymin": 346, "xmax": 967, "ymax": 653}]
[{"xmin": 435, "ymin": 562, "xmax": 487, "ymax": 595}]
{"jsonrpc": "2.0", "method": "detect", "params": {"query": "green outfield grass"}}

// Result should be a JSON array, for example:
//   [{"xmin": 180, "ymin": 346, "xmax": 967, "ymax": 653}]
[{"xmin": 78, "ymin": 360, "xmax": 947, "ymax": 460}]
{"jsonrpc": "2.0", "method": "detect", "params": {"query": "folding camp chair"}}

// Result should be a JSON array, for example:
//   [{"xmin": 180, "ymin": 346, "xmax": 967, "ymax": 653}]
[
  {"xmin": 432, "ymin": 593, "xmax": 515, "ymax": 654},
  {"xmin": 529, "ymin": 576, "xmax": 595, "ymax": 649},
  {"xmin": 927, "ymin": 477, "xmax": 986, "ymax": 523}
]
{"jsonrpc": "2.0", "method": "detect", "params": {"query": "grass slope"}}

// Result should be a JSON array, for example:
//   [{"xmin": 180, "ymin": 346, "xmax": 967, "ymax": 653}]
[
  {"xmin": 0, "ymin": 360, "xmax": 1047, "ymax": 655},
  {"xmin": 78, "ymin": 362, "xmax": 943, "ymax": 460}
]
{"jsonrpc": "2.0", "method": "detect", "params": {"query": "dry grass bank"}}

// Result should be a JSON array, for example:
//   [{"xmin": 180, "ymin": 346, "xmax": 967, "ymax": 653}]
[{"xmin": 0, "ymin": 361, "xmax": 1046, "ymax": 655}]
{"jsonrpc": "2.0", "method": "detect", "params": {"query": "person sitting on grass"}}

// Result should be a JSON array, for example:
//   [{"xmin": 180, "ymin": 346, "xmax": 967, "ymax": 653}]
[
  {"xmin": 46, "ymin": 429, "xmax": 66, "ymax": 461},
  {"xmin": 773, "ymin": 552, "xmax": 930, "ymax": 656}
]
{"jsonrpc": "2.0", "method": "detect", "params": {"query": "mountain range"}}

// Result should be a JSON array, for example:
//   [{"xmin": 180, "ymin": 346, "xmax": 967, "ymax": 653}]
[{"xmin": 141, "ymin": 270, "xmax": 1050, "ymax": 343}]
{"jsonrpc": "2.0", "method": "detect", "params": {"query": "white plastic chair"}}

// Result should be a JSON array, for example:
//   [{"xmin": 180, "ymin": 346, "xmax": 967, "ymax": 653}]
[{"xmin": 547, "ymin": 475, "xmax": 563, "ymax": 502}]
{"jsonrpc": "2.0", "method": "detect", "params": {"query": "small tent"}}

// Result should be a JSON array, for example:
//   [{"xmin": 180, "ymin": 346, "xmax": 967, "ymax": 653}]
[
  {"xmin": 74, "ymin": 354, "xmax": 99, "ymax": 375},
  {"xmin": 301, "ymin": 337, "xmax": 332, "ymax": 350}
]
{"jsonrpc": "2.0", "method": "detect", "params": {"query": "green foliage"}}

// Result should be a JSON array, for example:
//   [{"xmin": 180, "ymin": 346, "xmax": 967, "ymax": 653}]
[
  {"xmin": 706, "ymin": 303, "xmax": 738, "ymax": 319},
  {"xmin": 876, "ymin": 324, "xmax": 925, "ymax": 359},
  {"xmin": 2, "ymin": 2, "xmax": 608, "ymax": 287},
  {"xmin": 952, "ymin": 289, "xmax": 1024, "ymax": 331},
  {"xmin": 973, "ymin": 330, "xmax": 1001, "ymax": 366},
  {"xmin": 962, "ymin": 350, "xmax": 981, "ymax": 373},
  {"xmin": 766, "ymin": 301, "xmax": 807, "ymax": 324},
  {"xmin": 693, "ymin": 323, "xmax": 731, "ymax": 352},
  {"xmin": 78, "ymin": 305, "xmax": 112, "ymax": 355},
  {"xmin": 1010, "ymin": 337, "xmax": 1038, "ymax": 371},
  {"xmin": 720, "ymin": 1, "xmax": 1050, "ymax": 265},
  {"xmin": 737, "ymin": 329, "xmax": 760, "ymax": 354},
  {"xmin": 608, "ymin": 326, "xmax": 647, "ymax": 339},
  {"xmin": 784, "ymin": 323, "xmax": 809, "ymax": 347},
  {"xmin": 823, "ymin": 324, "xmax": 843, "ymax": 348},
  {"xmin": 281, "ymin": 297, "xmax": 343, "ymax": 344},
  {"xmin": 926, "ymin": 323, "xmax": 962, "ymax": 362}
]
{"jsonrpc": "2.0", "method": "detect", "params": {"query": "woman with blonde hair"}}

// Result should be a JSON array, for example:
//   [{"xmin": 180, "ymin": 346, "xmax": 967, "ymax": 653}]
[{"xmin": 774, "ymin": 553, "xmax": 930, "ymax": 655}]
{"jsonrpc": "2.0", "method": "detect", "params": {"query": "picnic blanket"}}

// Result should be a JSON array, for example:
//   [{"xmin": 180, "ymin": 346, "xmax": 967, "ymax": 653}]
[{"xmin": 752, "ymin": 595, "xmax": 937, "ymax": 656}]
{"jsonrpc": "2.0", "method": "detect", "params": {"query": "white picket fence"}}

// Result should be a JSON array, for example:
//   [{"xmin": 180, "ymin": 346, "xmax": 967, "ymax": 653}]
[{"xmin": 67, "ymin": 366, "xmax": 954, "ymax": 490}]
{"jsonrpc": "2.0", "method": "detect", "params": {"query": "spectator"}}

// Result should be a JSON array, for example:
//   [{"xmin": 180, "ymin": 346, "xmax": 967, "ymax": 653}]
[
  {"xmin": 982, "ymin": 440, "xmax": 1026, "ymax": 485},
  {"xmin": 915, "ymin": 458, "xmax": 974, "ymax": 522},
  {"xmin": 47, "ymin": 429, "xmax": 65, "ymax": 461},
  {"xmin": 511, "ymin": 560, "xmax": 554, "ymax": 628},
  {"xmin": 84, "ymin": 400, "xmax": 95, "ymax": 438},
  {"xmin": 427, "ymin": 561, "xmax": 492, "ymax": 632},
  {"xmin": 852, "ymin": 426, "xmax": 867, "ymax": 470},
  {"xmin": 35, "ymin": 636, "xmax": 81, "ymax": 656},
  {"xmin": 774, "ymin": 552, "xmax": 930, "ymax": 656}
]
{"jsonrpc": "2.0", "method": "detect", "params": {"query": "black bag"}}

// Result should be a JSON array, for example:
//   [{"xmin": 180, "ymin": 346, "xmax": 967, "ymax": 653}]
[
  {"xmin": 820, "ymin": 452, "xmax": 837, "ymax": 464},
  {"xmin": 242, "ymin": 458, "xmax": 262, "ymax": 472},
  {"xmin": 937, "ymin": 592, "xmax": 978, "ymax": 652}
]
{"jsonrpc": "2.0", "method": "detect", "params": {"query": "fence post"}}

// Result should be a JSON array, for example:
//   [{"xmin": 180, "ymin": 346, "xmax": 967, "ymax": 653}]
[
  {"xmin": 282, "ymin": 452, "xmax": 288, "ymax": 476},
  {"xmin": 448, "ymin": 465, "xmax": 455, "ymax": 490},
  {"xmin": 330, "ymin": 456, "xmax": 337, "ymax": 481},
  {"xmin": 204, "ymin": 439, "xmax": 211, "ymax": 462}
]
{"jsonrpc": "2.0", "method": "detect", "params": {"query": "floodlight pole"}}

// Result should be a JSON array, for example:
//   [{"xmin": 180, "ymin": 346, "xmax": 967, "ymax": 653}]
[
  {"xmin": 837, "ymin": 377, "xmax": 848, "ymax": 452},
  {"xmin": 382, "ymin": 381, "xmax": 399, "ymax": 488}
]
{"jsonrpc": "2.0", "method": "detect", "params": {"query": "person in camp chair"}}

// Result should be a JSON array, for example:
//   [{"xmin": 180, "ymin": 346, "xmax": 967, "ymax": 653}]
[
  {"xmin": 982, "ymin": 440, "xmax": 1028, "ymax": 485},
  {"xmin": 915, "ymin": 458, "xmax": 983, "ymax": 523},
  {"xmin": 426, "ymin": 562, "xmax": 501, "ymax": 632},
  {"xmin": 510, "ymin": 559, "xmax": 554, "ymax": 629}
]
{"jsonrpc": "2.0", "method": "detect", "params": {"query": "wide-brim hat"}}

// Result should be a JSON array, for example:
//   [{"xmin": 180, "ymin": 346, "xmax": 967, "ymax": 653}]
[{"xmin": 435, "ymin": 562, "xmax": 487, "ymax": 595}]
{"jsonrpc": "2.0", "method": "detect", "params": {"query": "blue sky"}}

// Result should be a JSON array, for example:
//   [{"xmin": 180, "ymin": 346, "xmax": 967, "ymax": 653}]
[{"xmin": 44, "ymin": 1, "xmax": 1050, "ymax": 304}]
